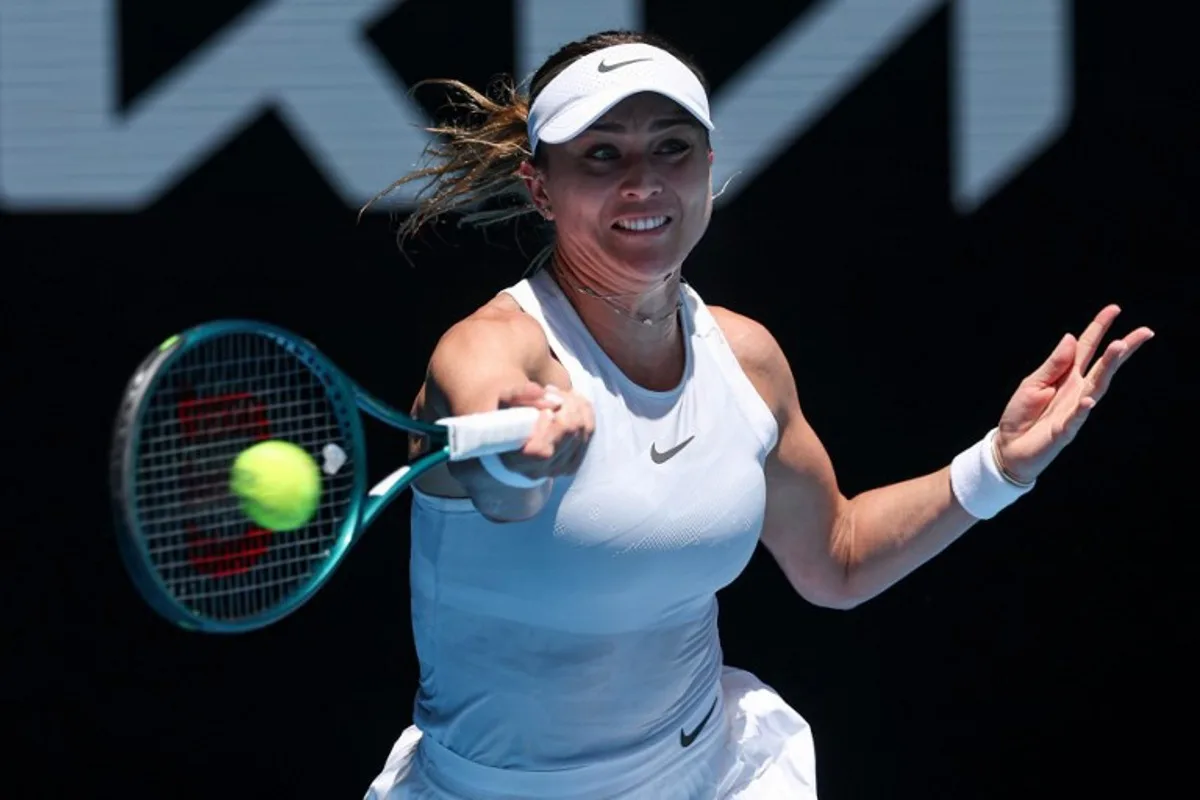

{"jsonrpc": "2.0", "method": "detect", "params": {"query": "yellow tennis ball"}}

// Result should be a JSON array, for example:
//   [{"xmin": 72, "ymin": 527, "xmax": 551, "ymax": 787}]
[{"xmin": 230, "ymin": 440, "xmax": 322, "ymax": 532}]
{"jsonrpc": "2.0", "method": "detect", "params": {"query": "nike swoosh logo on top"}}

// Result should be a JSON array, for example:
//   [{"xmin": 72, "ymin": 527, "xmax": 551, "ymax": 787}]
[
  {"xmin": 680, "ymin": 697, "xmax": 718, "ymax": 748},
  {"xmin": 597, "ymin": 57, "xmax": 653, "ymax": 73},
  {"xmin": 650, "ymin": 435, "xmax": 695, "ymax": 464}
]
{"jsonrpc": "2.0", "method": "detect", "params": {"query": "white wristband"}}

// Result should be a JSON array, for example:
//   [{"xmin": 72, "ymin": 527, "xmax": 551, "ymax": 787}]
[
  {"xmin": 950, "ymin": 428, "xmax": 1035, "ymax": 520},
  {"xmin": 478, "ymin": 452, "xmax": 548, "ymax": 489}
]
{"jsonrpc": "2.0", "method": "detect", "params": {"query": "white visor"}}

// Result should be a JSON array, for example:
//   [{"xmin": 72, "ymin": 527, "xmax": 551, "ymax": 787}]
[{"xmin": 527, "ymin": 43, "xmax": 713, "ymax": 152}]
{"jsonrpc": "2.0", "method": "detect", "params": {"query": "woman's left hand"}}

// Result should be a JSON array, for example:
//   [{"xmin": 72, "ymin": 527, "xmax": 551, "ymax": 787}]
[{"xmin": 992, "ymin": 304, "xmax": 1155, "ymax": 484}]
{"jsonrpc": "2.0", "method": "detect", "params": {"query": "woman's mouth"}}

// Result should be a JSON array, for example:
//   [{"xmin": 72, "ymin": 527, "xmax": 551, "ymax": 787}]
[{"xmin": 613, "ymin": 215, "xmax": 671, "ymax": 233}]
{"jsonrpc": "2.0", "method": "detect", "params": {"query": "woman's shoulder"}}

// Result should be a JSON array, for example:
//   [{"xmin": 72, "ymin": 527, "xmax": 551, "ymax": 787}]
[
  {"xmin": 442, "ymin": 290, "xmax": 543, "ymax": 348},
  {"xmin": 704, "ymin": 305, "xmax": 795, "ymax": 420},
  {"xmin": 705, "ymin": 306, "xmax": 784, "ymax": 370},
  {"xmin": 424, "ymin": 289, "xmax": 557, "ymax": 385}
]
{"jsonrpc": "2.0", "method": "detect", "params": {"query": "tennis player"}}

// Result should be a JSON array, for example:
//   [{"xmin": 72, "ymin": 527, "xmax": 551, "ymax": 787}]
[{"xmin": 363, "ymin": 31, "xmax": 1152, "ymax": 799}]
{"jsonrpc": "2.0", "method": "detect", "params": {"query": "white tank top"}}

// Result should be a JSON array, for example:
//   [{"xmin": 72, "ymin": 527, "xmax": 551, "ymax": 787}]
[{"xmin": 406, "ymin": 270, "xmax": 779, "ymax": 797}]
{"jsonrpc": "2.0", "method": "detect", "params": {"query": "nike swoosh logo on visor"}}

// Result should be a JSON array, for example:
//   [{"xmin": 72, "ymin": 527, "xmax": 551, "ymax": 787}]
[{"xmin": 598, "ymin": 57, "xmax": 653, "ymax": 73}]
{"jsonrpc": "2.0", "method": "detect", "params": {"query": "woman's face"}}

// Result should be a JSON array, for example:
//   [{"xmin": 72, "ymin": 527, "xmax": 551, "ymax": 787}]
[{"xmin": 528, "ymin": 92, "xmax": 713, "ymax": 285}]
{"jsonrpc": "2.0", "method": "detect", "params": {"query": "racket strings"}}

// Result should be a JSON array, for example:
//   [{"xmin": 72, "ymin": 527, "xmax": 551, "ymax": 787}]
[{"xmin": 133, "ymin": 332, "xmax": 357, "ymax": 623}]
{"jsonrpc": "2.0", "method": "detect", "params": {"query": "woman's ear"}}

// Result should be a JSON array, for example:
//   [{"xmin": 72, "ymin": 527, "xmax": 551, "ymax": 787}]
[{"xmin": 518, "ymin": 161, "xmax": 554, "ymax": 220}]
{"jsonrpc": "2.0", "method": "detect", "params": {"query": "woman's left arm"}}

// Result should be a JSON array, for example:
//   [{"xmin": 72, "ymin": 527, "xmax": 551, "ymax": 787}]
[{"xmin": 712, "ymin": 304, "xmax": 1154, "ymax": 610}]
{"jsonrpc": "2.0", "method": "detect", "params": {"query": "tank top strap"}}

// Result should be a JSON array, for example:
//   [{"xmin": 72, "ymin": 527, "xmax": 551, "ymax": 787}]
[
  {"xmin": 681, "ymin": 283, "xmax": 780, "ymax": 456},
  {"xmin": 499, "ymin": 272, "xmax": 593, "ymax": 395}
]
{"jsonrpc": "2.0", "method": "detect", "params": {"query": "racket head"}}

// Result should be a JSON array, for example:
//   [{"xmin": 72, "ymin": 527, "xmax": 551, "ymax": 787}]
[{"xmin": 110, "ymin": 321, "xmax": 368, "ymax": 633}]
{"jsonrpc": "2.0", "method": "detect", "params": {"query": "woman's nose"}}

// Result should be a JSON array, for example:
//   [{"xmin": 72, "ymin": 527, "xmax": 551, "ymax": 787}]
[{"xmin": 619, "ymin": 160, "xmax": 663, "ymax": 201}]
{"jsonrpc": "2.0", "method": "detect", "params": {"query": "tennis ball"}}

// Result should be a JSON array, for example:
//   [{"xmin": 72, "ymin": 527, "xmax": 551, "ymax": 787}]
[{"xmin": 230, "ymin": 440, "xmax": 322, "ymax": 532}]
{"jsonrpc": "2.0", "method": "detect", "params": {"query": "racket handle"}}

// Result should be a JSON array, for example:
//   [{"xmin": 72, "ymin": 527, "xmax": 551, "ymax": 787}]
[{"xmin": 438, "ymin": 407, "xmax": 542, "ymax": 460}]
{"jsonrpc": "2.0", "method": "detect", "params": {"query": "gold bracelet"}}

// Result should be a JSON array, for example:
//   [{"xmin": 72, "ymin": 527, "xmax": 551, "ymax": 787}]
[{"xmin": 991, "ymin": 435, "xmax": 1036, "ymax": 489}]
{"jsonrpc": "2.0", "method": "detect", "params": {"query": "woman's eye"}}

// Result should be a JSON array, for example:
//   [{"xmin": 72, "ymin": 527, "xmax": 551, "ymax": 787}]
[
  {"xmin": 585, "ymin": 145, "xmax": 620, "ymax": 161},
  {"xmin": 583, "ymin": 138, "xmax": 691, "ymax": 161}
]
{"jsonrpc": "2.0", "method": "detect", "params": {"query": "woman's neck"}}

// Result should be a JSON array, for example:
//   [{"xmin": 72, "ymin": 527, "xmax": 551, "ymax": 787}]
[{"xmin": 549, "ymin": 251, "xmax": 686, "ymax": 391}]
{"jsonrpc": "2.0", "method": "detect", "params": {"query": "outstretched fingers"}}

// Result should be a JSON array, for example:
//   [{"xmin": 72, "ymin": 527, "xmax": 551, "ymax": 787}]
[
  {"xmin": 1027, "ymin": 333, "xmax": 1077, "ymax": 388},
  {"xmin": 1074, "ymin": 304, "xmax": 1122, "ymax": 373},
  {"xmin": 1084, "ymin": 326, "xmax": 1155, "ymax": 403}
]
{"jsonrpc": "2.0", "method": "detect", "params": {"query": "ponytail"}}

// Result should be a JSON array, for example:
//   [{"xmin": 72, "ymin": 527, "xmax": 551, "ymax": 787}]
[{"xmin": 362, "ymin": 78, "xmax": 540, "ymax": 246}]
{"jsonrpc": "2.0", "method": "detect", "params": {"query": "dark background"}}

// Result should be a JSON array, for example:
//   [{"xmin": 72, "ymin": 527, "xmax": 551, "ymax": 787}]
[{"xmin": 5, "ymin": 1, "xmax": 1194, "ymax": 797}]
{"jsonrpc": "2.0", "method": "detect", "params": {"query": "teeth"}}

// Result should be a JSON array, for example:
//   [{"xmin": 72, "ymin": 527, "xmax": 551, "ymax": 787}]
[{"xmin": 616, "ymin": 216, "xmax": 668, "ymax": 231}]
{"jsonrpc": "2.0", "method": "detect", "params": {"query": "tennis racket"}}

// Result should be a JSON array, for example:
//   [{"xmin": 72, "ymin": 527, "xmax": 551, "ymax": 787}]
[{"xmin": 109, "ymin": 319, "xmax": 540, "ymax": 634}]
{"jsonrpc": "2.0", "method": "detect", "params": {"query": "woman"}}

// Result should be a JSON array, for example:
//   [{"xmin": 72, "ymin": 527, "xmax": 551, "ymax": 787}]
[{"xmin": 364, "ymin": 30, "xmax": 1152, "ymax": 799}]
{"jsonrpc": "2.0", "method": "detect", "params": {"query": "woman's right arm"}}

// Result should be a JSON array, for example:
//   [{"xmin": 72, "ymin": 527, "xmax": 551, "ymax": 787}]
[{"xmin": 415, "ymin": 303, "xmax": 594, "ymax": 522}]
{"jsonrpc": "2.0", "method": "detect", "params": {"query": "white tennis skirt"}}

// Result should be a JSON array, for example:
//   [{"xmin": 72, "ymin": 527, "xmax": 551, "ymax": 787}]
[{"xmin": 364, "ymin": 666, "xmax": 818, "ymax": 799}]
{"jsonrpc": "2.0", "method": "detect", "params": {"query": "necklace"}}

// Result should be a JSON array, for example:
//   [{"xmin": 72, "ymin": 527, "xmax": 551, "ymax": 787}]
[{"xmin": 551, "ymin": 265, "xmax": 682, "ymax": 327}]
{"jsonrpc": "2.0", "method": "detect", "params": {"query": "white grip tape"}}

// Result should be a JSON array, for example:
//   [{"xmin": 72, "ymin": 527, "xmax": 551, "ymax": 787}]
[
  {"xmin": 950, "ymin": 428, "xmax": 1035, "ymax": 520},
  {"xmin": 437, "ymin": 407, "xmax": 542, "ymax": 461}
]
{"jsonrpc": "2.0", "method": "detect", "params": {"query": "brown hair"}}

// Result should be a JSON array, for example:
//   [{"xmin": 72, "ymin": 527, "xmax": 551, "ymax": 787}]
[{"xmin": 362, "ymin": 30, "xmax": 709, "ymax": 253}]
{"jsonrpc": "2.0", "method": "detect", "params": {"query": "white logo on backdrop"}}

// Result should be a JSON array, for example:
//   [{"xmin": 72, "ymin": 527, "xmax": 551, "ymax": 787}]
[{"xmin": 0, "ymin": 0, "xmax": 1069, "ymax": 213}]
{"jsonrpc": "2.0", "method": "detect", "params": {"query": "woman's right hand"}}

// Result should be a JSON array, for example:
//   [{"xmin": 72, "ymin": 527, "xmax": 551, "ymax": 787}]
[
  {"xmin": 423, "ymin": 301, "xmax": 592, "ymax": 520},
  {"xmin": 493, "ymin": 381, "xmax": 595, "ymax": 483}
]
